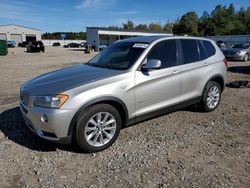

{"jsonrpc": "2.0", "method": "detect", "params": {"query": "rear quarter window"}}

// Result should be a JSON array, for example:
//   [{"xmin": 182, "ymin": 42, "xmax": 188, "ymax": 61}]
[
  {"xmin": 198, "ymin": 40, "xmax": 208, "ymax": 60},
  {"xmin": 202, "ymin": 40, "xmax": 216, "ymax": 57}
]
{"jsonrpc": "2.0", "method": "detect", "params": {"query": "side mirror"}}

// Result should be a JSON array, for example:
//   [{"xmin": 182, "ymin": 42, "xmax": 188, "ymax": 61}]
[{"xmin": 142, "ymin": 59, "xmax": 161, "ymax": 70}]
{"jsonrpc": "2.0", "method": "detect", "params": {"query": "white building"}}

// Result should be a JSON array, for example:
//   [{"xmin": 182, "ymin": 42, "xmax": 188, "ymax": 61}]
[
  {"xmin": 87, "ymin": 27, "xmax": 173, "ymax": 51},
  {"xmin": 0, "ymin": 24, "xmax": 41, "ymax": 45}
]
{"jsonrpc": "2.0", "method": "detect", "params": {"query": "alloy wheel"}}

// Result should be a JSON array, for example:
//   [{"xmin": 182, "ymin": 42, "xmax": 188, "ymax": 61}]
[
  {"xmin": 84, "ymin": 112, "xmax": 117, "ymax": 147},
  {"xmin": 206, "ymin": 86, "xmax": 220, "ymax": 109}
]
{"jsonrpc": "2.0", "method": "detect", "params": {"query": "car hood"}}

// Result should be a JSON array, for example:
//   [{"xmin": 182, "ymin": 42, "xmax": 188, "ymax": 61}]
[{"xmin": 21, "ymin": 64, "xmax": 123, "ymax": 95}]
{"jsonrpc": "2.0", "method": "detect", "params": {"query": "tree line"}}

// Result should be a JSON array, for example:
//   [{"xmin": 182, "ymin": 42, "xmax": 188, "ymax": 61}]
[
  {"xmin": 42, "ymin": 4, "xmax": 250, "ymax": 39},
  {"xmin": 42, "ymin": 32, "xmax": 86, "ymax": 40}
]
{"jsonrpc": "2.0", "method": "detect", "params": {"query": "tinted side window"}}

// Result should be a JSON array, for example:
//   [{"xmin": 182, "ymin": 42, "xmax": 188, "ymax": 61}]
[
  {"xmin": 203, "ymin": 40, "xmax": 216, "ymax": 57},
  {"xmin": 180, "ymin": 39, "xmax": 199, "ymax": 64},
  {"xmin": 198, "ymin": 40, "xmax": 207, "ymax": 60},
  {"xmin": 147, "ymin": 40, "xmax": 177, "ymax": 68}
]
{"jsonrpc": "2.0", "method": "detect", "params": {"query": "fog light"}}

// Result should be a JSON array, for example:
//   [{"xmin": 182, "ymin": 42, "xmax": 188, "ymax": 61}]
[{"xmin": 41, "ymin": 114, "xmax": 48, "ymax": 123}]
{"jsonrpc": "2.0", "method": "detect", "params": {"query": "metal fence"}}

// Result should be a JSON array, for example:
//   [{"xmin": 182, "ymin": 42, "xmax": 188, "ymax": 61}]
[{"xmin": 205, "ymin": 35, "xmax": 250, "ymax": 44}]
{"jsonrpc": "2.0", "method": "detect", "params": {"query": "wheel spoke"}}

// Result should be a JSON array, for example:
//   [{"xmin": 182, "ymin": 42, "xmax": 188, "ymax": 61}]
[
  {"xmin": 102, "ymin": 113, "xmax": 109, "ymax": 123},
  {"xmin": 92, "ymin": 132, "xmax": 99, "ymax": 145},
  {"xmin": 87, "ymin": 130, "xmax": 97, "ymax": 140},
  {"xmin": 104, "ymin": 126, "xmax": 116, "ymax": 131},
  {"xmin": 89, "ymin": 119, "xmax": 98, "ymax": 127},
  {"xmin": 97, "ymin": 113, "xmax": 102, "ymax": 123},
  {"xmin": 103, "ymin": 130, "xmax": 112, "ymax": 139},
  {"xmin": 105, "ymin": 119, "xmax": 115, "ymax": 126},
  {"xmin": 100, "ymin": 133, "xmax": 105, "ymax": 144},
  {"xmin": 86, "ymin": 126, "xmax": 96, "ymax": 131},
  {"xmin": 214, "ymin": 93, "xmax": 219, "ymax": 97},
  {"xmin": 212, "ymin": 87, "xmax": 217, "ymax": 93},
  {"xmin": 207, "ymin": 101, "xmax": 211, "ymax": 108}
]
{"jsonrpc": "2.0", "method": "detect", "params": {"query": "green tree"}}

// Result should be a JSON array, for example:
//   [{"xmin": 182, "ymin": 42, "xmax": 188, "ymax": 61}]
[
  {"xmin": 163, "ymin": 22, "xmax": 174, "ymax": 32},
  {"xmin": 179, "ymin": 11, "xmax": 199, "ymax": 35},
  {"xmin": 246, "ymin": 7, "xmax": 250, "ymax": 34},
  {"xmin": 148, "ymin": 23, "xmax": 162, "ymax": 32},
  {"xmin": 210, "ymin": 5, "xmax": 235, "ymax": 35},
  {"xmin": 123, "ymin": 20, "xmax": 134, "ymax": 30},
  {"xmin": 135, "ymin": 24, "xmax": 148, "ymax": 31},
  {"xmin": 199, "ymin": 11, "xmax": 216, "ymax": 36},
  {"xmin": 108, "ymin": 26, "xmax": 121, "ymax": 30}
]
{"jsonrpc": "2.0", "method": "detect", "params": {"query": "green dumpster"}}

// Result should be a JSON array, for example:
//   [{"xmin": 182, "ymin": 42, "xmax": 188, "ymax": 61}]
[{"xmin": 0, "ymin": 40, "xmax": 8, "ymax": 56}]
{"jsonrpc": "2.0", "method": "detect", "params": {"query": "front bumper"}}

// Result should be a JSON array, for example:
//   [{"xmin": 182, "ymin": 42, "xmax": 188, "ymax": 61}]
[{"xmin": 20, "ymin": 103, "xmax": 76, "ymax": 144}]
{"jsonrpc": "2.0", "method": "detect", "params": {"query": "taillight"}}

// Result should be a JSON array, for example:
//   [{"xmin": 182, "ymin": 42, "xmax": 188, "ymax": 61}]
[{"xmin": 223, "ymin": 58, "xmax": 228, "ymax": 67}]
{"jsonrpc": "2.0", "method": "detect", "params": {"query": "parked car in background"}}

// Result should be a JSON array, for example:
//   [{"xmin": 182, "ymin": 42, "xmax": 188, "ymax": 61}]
[
  {"xmin": 7, "ymin": 40, "xmax": 16, "ymax": 47},
  {"xmin": 63, "ymin": 43, "xmax": 80, "ymax": 48},
  {"xmin": 27, "ymin": 41, "xmax": 45, "ymax": 52},
  {"xmin": 79, "ymin": 42, "xmax": 87, "ymax": 47},
  {"xmin": 20, "ymin": 36, "xmax": 227, "ymax": 153},
  {"xmin": 52, "ymin": 42, "xmax": 61, "ymax": 47},
  {"xmin": 216, "ymin": 41, "xmax": 227, "ymax": 49},
  {"xmin": 18, "ymin": 42, "xmax": 28, "ymax": 47},
  {"xmin": 99, "ymin": 44, "xmax": 107, "ymax": 51},
  {"xmin": 222, "ymin": 43, "xmax": 250, "ymax": 62}
]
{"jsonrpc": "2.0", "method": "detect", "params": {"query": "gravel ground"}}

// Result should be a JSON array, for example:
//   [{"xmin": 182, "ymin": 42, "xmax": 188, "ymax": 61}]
[{"xmin": 0, "ymin": 46, "xmax": 249, "ymax": 187}]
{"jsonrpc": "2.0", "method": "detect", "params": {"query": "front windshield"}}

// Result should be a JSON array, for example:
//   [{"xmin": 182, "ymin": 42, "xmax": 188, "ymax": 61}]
[
  {"xmin": 232, "ymin": 44, "xmax": 249, "ymax": 49},
  {"xmin": 88, "ymin": 41, "xmax": 148, "ymax": 70}
]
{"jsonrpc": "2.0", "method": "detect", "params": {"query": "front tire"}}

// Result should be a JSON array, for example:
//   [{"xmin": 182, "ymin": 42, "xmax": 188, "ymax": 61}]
[
  {"xmin": 200, "ymin": 81, "xmax": 221, "ymax": 112},
  {"xmin": 75, "ymin": 104, "xmax": 121, "ymax": 153}
]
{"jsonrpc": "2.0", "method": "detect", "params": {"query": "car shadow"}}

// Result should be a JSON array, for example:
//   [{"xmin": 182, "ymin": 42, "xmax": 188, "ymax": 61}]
[
  {"xmin": 226, "ymin": 80, "xmax": 250, "ymax": 88},
  {"xmin": 0, "ymin": 105, "xmax": 202, "ymax": 151},
  {"xmin": 25, "ymin": 51, "xmax": 44, "ymax": 53},
  {"xmin": 0, "ymin": 107, "xmax": 82, "ymax": 153},
  {"xmin": 227, "ymin": 66, "xmax": 250, "ymax": 74}
]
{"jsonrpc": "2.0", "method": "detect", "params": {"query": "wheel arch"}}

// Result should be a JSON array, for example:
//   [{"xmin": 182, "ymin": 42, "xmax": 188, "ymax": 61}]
[
  {"xmin": 67, "ymin": 96, "xmax": 129, "ymax": 137},
  {"xmin": 201, "ymin": 74, "xmax": 225, "ymax": 103},
  {"xmin": 207, "ymin": 74, "xmax": 225, "ymax": 92}
]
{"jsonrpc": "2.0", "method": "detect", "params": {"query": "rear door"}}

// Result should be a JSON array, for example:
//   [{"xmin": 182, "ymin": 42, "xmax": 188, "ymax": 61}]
[
  {"xmin": 134, "ymin": 39, "xmax": 182, "ymax": 116},
  {"xmin": 177, "ymin": 39, "xmax": 210, "ymax": 101}
]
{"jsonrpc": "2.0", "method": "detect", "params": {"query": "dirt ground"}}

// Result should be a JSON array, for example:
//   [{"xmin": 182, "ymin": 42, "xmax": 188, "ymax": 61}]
[{"xmin": 0, "ymin": 46, "xmax": 249, "ymax": 187}]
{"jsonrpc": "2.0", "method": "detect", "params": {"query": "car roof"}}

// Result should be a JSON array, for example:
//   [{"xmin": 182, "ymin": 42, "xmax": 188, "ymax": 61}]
[
  {"xmin": 120, "ymin": 35, "xmax": 214, "ymax": 44},
  {"xmin": 121, "ymin": 35, "xmax": 171, "ymax": 43}
]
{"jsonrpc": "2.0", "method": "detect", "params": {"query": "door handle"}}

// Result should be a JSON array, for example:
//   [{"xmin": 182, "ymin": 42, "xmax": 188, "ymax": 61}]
[
  {"xmin": 172, "ymin": 70, "xmax": 180, "ymax": 74},
  {"xmin": 204, "ymin": 62, "xmax": 209, "ymax": 66}
]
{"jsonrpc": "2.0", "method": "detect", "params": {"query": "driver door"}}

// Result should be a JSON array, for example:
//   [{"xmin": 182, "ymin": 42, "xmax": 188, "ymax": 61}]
[{"xmin": 134, "ymin": 39, "xmax": 182, "ymax": 117}]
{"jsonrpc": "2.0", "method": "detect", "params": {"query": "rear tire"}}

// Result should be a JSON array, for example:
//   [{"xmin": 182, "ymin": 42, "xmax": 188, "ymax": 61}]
[
  {"xmin": 199, "ymin": 81, "xmax": 221, "ymax": 112},
  {"xmin": 75, "ymin": 104, "xmax": 121, "ymax": 153}
]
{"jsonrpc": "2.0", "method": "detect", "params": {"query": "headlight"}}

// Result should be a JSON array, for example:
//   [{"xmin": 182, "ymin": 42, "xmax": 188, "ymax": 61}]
[
  {"xmin": 33, "ymin": 94, "xmax": 69, "ymax": 109},
  {"xmin": 236, "ymin": 51, "xmax": 241, "ymax": 54}
]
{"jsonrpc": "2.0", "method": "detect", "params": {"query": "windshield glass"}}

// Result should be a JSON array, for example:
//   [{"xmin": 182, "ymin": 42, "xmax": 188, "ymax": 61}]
[
  {"xmin": 88, "ymin": 41, "xmax": 148, "ymax": 70},
  {"xmin": 232, "ymin": 44, "xmax": 249, "ymax": 49}
]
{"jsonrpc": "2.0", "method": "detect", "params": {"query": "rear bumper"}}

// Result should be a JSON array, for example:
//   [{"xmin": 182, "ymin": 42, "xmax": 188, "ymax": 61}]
[{"xmin": 20, "ymin": 103, "xmax": 76, "ymax": 144}]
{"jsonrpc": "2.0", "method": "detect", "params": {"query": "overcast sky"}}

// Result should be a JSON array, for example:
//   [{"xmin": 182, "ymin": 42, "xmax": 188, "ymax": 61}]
[{"xmin": 0, "ymin": 0, "xmax": 249, "ymax": 32}]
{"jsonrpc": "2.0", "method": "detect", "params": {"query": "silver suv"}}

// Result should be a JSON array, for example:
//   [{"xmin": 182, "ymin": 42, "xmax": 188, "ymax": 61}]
[{"xmin": 20, "ymin": 36, "xmax": 227, "ymax": 152}]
